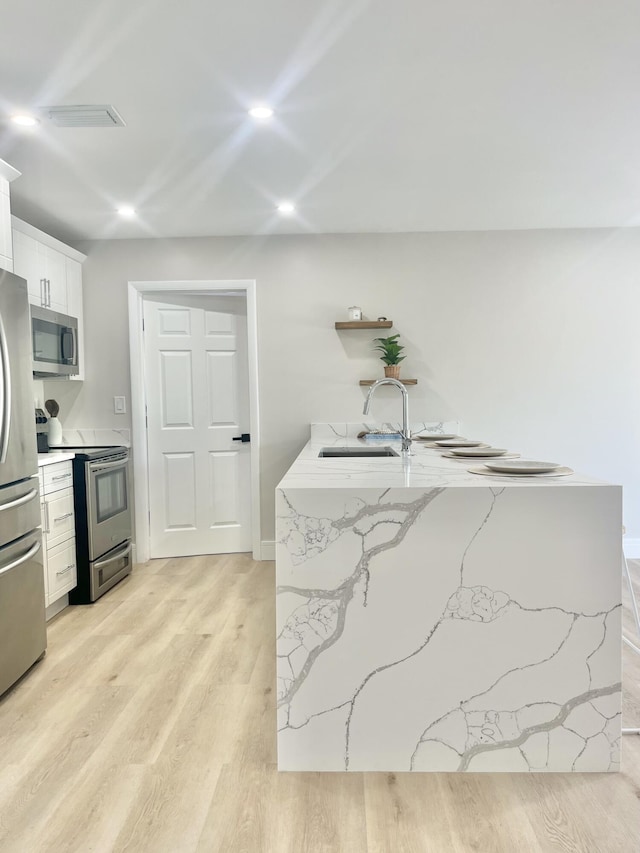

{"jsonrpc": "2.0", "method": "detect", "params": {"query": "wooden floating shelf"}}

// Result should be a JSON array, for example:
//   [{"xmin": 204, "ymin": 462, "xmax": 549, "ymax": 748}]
[
  {"xmin": 359, "ymin": 379, "xmax": 418, "ymax": 386},
  {"xmin": 335, "ymin": 320, "xmax": 393, "ymax": 330}
]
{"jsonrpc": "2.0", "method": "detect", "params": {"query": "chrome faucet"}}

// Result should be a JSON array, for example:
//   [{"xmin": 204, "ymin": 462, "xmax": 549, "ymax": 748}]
[{"xmin": 363, "ymin": 378, "xmax": 412, "ymax": 452}]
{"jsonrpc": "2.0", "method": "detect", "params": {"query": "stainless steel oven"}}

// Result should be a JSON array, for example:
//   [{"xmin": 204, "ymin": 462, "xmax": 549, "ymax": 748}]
[
  {"xmin": 87, "ymin": 453, "xmax": 131, "ymax": 560},
  {"xmin": 31, "ymin": 305, "xmax": 79, "ymax": 377},
  {"xmin": 69, "ymin": 446, "xmax": 133, "ymax": 603}
]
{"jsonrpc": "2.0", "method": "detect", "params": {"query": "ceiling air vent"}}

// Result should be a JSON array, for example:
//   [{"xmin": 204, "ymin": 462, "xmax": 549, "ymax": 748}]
[{"xmin": 42, "ymin": 105, "xmax": 126, "ymax": 128}]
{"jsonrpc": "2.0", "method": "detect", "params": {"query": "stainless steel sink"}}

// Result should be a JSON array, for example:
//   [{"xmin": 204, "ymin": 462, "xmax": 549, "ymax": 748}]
[{"xmin": 318, "ymin": 446, "xmax": 399, "ymax": 458}]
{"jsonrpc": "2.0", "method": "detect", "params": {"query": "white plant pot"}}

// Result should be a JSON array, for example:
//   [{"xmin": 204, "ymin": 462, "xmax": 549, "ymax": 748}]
[{"xmin": 48, "ymin": 417, "xmax": 63, "ymax": 447}]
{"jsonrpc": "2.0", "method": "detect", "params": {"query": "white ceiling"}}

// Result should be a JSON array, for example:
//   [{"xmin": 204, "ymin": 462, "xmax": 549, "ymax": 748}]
[{"xmin": 1, "ymin": 0, "xmax": 640, "ymax": 244}]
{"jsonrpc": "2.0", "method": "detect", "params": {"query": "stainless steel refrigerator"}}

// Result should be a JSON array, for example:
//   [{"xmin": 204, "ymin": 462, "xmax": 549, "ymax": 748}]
[{"xmin": 0, "ymin": 270, "xmax": 45, "ymax": 697}]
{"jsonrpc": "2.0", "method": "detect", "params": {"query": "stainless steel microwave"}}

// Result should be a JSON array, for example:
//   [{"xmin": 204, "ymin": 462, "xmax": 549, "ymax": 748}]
[{"xmin": 31, "ymin": 306, "xmax": 79, "ymax": 377}]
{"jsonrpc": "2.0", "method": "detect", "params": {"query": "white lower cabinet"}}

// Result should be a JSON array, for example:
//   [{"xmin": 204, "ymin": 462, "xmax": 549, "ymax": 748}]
[
  {"xmin": 39, "ymin": 460, "xmax": 77, "ymax": 615},
  {"xmin": 46, "ymin": 539, "xmax": 77, "ymax": 602}
]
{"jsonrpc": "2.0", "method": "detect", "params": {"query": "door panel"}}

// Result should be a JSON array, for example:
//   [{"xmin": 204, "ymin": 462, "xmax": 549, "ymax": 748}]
[
  {"xmin": 164, "ymin": 452, "xmax": 196, "ymax": 529},
  {"xmin": 160, "ymin": 351, "xmax": 193, "ymax": 427},
  {"xmin": 158, "ymin": 307, "xmax": 190, "ymax": 335},
  {"xmin": 145, "ymin": 295, "xmax": 252, "ymax": 556},
  {"xmin": 207, "ymin": 351, "xmax": 237, "ymax": 425},
  {"xmin": 209, "ymin": 451, "xmax": 239, "ymax": 525}
]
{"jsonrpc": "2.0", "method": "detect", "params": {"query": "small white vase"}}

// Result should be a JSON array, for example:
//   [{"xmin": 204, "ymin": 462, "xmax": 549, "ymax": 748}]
[{"xmin": 48, "ymin": 417, "xmax": 63, "ymax": 447}]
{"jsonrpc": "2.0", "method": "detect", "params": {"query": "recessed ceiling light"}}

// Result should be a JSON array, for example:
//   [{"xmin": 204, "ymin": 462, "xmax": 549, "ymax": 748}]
[
  {"xmin": 11, "ymin": 114, "xmax": 38, "ymax": 127},
  {"xmin": 277, "ymin": 202, "xmax": 295, "ymax": 215},
  {"xmin": 117, "ymin": 206, "xmax": 136, "ymax": 217},
  {"xmin": 249, "ymin": 105, "xmax": 274, "ymax": 120}
]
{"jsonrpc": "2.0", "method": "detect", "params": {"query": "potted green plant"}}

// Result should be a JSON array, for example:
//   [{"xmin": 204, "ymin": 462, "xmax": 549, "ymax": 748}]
[{"xmin": 373, "ymin": 333, "xmax": 405, "ymax": 379}]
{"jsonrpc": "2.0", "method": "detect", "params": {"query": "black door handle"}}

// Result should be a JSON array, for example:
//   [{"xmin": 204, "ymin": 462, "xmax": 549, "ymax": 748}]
[{"xmin": 232, "ymin": 433, "xmax": 251, "ymax": 443}]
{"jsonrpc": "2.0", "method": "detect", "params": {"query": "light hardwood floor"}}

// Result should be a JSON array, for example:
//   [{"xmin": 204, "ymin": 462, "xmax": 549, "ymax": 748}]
[{"xmin": 0, "ymin": 555, "xmax": 639, "ymax": 852}]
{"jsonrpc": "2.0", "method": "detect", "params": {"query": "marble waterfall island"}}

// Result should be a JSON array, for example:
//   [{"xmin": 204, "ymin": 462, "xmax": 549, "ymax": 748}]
[{"xmin": 275, "ymin": 425, "xmax": 622, "ymax": 772}]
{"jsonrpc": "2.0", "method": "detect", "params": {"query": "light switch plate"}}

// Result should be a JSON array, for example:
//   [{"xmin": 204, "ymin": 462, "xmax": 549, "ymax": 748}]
[{"xmin": 114, "ymin": 396, "xmax": 126, "ymax": 414}]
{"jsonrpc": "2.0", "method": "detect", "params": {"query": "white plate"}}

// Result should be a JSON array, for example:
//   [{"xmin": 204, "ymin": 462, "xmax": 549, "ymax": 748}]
[
  {"xmin": 444, "ymin": 451, "xmax": 520, "ymax": 460},
  {"xmin": 414, "ymin": 434, "xmax": 458, "ymax": 441},
  {"xmin": 485, "ymin": 460, "xmax": 561, "ymax": 474},
  {"xmin": 468, "ymin": 465, "xmax": 574, "ymax": 478},
  {"xmin": 435, "ymin": 439, "xmax": 489, "ymax": 448},
  {"xmin": 449, "ymin": 447, "xmax": 509, "ymax": 458}
]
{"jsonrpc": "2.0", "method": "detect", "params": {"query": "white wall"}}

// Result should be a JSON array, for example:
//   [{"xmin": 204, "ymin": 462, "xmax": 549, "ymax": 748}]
[{"xmin": 53, "ymin": 228, "xmax": 640, "ymax": 544}]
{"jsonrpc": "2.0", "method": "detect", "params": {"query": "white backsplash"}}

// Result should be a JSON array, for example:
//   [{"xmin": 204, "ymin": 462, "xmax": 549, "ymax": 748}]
[
  {"xmin": 310, "ymin": 421, "xmax": 461, "ymax": 441},
  {"xmin": 59, "ymin": 428, "xmax": 130, "ymax": 447}
]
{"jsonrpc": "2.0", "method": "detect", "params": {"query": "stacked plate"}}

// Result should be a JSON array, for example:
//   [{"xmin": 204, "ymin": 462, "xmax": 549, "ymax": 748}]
[
  {"xmin": 443, "ymin": 447, "xmax": 520, "ymax": 460},
  {"xmin": 413, "ymin": 433, "xmax": 458, "ymax": 442},
  {"xmin": 434, "ymin": 438, "xmax": 489, "ymax": 448},
  {"xmin": 427, "ymin": 438, "xmax": 521, "ymax": 461}
]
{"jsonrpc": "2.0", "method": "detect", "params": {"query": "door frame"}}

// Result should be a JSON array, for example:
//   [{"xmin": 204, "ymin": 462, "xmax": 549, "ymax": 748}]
[{"xmin": 127, "ymin": 279, "xmax": 261, "ymax": 563}]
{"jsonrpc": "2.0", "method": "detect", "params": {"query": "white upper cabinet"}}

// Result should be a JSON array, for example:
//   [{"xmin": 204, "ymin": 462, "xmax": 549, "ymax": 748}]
[
  {"xmin": 12, "ymin": 230, "xmax": 42, "ymax": 303},
  {"xmin": 0, "ymin": 182, "xmax": 12, "ymax": 271},
  {"xmin": 0, "ymin": 159, "xmax": 21, "ymax": 273},
  {"xmin": 12, "ymin": 216, "xmax": 87, "ymax": 379},
  {"xmin": 39, "ymin": 243, "xmax": 67, "ymax": 312},
  {"xmin": 12, "ymin": 221, "xmax": 83, "ymax": 315},
  {"xmin": 65, "ymin": 257, "xmax": 84, "ymax": 381}
]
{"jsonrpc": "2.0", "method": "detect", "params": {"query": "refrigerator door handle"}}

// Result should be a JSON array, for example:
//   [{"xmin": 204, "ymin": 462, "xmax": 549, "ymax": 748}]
[
  {"xmin": 0, "ymin": 488, "xmax": 38, "ymax": 512},
  {"xmin": 0, "ymin": 310, "xmax": 11, "ymax": 464},
  {"xmin": 0, "ymin": 540, "xmax": 41, "ymax": 578}
]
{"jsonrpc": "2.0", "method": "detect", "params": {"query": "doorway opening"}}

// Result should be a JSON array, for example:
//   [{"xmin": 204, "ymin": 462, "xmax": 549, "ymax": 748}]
[{"xmin": 128, "ymin": 280, "xmax": 260, "ymax": 563}]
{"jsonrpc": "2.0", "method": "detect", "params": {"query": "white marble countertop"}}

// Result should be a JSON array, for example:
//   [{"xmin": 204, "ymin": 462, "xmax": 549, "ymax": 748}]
[
  {"xmin": 278, "ymin": 433, "xmax": 611, "ymax": 491},
  {"xmin": 276, "ymin": 424, "xmax": 622, "ymax": 773},
  {"xmin": 37, "ymin": 451, "xmax": 76, "ymax": 467}
]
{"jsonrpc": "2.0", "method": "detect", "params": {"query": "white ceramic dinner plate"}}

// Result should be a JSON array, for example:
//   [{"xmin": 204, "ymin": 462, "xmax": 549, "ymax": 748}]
[
  {"xmin": 435, "ymin": 439, "xmax": 489, "ymax": 448},
  {"xmin": 485, "ymin": 460, "xmax": 560, "ymax": 474},
  {"xmin": 468, "ymin": 465, "xmax": 574, "ymax": 478},
  {"xmin": 449, "ymin": 447, "xmax": 508, "ymax": 458},
  {"xmin": 414, "ymin": 434, "xmax": 458, "ymax": 442},
  {"xmin": 444, "ymin": 451, "xmax": 520, "ymax": 460}
]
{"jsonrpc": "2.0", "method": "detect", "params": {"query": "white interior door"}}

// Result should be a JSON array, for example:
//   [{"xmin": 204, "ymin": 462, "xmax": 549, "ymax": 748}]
[{"xmin": 143, "ymin": 294, "xmax": 252, "ymax": 557}]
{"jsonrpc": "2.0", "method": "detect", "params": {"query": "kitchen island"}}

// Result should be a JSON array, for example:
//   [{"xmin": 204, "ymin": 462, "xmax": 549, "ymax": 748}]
[{"xmin": 276, "ymin": 424, "xmax": 622, "ymax": 772}]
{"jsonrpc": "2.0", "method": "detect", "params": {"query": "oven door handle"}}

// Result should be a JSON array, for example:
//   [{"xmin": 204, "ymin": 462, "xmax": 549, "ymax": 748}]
[
  {"xmin": 88, "ymin": 457, "xmax": 128, "ymax": 472},
  {"xmin": 93, "ymin": 541, "xmax": 132, "ymax": 570}
]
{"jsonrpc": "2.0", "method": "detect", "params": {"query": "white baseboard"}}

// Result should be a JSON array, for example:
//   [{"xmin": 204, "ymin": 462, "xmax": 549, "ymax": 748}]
[
  {"xmin": 260, "ymin": 540, "xmax": 275, "ymax": 561},
  {"xmin": 131, "ymin": 543, "xmax": 137, "ymax": 565},
  {"xmin": 624, "ymin": 539, "xmax": 640, "ymax": 559}
]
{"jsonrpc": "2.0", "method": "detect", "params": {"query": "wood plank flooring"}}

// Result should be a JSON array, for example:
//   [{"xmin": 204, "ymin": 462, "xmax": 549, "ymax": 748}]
[{"xmin": 0, "ymin": 554, "xmax": 638, "ymax": 852}]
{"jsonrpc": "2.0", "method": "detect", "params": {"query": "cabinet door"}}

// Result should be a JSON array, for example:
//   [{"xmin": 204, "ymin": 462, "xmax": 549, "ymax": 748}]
[
  {"xmin": 66, "ymin": 258, "xmax": 84, "ymax": 381},
  {"xmin": 13, "ymin": 230, "xmax": 45, "ymax": 306},
  {"xmin": 43, "ymin": 487, "xmax": 75, "ymax": 550},
  {"xmin": 46, "ymin": 538, "xmax": 77, "ymax": 604},
  {"xmin": 40, "ymin": 500, "xmax": 49, "ymax": 601},
  {"xmin": 0, "ymin": 182, "xmax": 12, "ymax": 272},
  {"xmin": 41, "ymin": 244, "xmax": 67, "ymax": 312}
]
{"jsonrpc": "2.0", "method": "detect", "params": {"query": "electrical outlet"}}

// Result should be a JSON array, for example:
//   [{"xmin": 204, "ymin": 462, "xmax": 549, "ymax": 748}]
[{"xmin": 114, "ymin": 396, "xmax": 126, "ymax": 414}]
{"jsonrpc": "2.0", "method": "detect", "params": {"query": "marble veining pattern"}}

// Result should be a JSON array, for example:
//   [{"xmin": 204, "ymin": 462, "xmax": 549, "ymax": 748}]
[
  {"xmin": 276, "ymin": 435, "xmax": 621, "ymax": 772},
  {"xmin": 311, "ymin": 422, "xmax": 460, "ymax": 441},
  {"xmin": 60, "ymin": 428, "xmax": 131, "ymax": 447}
]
